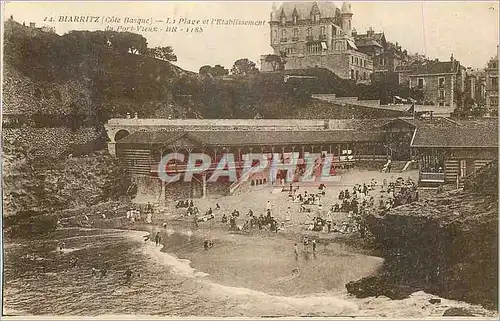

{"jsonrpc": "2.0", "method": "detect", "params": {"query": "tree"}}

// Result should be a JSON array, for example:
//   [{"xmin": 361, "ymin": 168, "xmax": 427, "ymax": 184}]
[
  {"xmin": 211, "ymin": 64, "xmax": 229, "ymax": 76},
  {"xmin": 199, "ymin": 65, "xmax": 212, "ymax": 75},
  {"xmin": 264, "ymin": 52, "xmax": 287, "ymax": 71},
  {"xmin": 230, "ymin": 58, "xmax": 259, "ymax": 75},
  {"xmin": 199, "ymin": 64, "xmax": 229, "ymax": 77},
  {"xmin": 146, "ymin": 46, "xmax": 177, "ymax": 62}
]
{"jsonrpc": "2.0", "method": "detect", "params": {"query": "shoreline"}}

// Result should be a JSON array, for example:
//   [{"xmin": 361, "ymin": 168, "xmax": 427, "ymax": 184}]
[
  {"xmin": 3, "ymin": 218, "xmax": 498, "ymax": 318},
  {"xmin": 123, "ymin": 226, "xmax": 498, "ymax": 318}
]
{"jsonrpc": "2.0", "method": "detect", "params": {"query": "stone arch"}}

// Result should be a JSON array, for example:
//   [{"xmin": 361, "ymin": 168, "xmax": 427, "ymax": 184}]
[{"xmin": 115, "ymin": 129, "xmax": 131, "ymax": 142}]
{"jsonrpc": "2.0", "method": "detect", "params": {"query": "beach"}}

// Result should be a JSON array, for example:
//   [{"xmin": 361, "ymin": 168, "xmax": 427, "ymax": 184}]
[{"xmin": 3, "ymin": 169, "xmax": 497, "ymax": 318}]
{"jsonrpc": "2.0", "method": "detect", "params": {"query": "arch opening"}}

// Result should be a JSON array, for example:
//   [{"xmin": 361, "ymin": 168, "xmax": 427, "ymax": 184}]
[{"xmin": 115, "ymin": 129, "xmax": 131, "ymax": 142}]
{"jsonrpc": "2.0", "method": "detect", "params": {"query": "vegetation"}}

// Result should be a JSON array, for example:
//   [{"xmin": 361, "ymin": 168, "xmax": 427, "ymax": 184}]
[
  {"xmin": 230, "ymin": 58, "xmax": 259, "ymax": 75},
  {"xmin": 199, "ymin": 64, "xmax": 229, "ymax": 76}
]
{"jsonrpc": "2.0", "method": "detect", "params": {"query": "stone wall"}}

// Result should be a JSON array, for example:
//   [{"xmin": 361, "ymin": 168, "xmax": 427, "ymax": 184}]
[
  {"xmin": 164, "ymin": 180, "xmax": 202, "ymax": 203},
  {"xmin": 3, "ymin": 126, "xmax": 104, "ymax": 158},
  {"xmin": 133, "ymin": 175, "xmax": 163, "ymax": 203},
  {"xmin": 284, "ymin": 52, "xmax": 351, "ymax": 79}
]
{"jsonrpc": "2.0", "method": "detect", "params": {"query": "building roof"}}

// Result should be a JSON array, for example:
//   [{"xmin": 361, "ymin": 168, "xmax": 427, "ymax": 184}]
[
  {"xmin": 116, "ymin": 129, "xmax": 385, "ymax": 148},
  {"xmin": 271, "ymin": 2, "xmax": 338, "ymax": 22},
  {"xmin": 411, "ymin": 118, "xmax": 498, "ymax": 148},
  {"xmin": 355, "ymin": 38, "xmax": 383, "ymax": 48},
  {"xmin": 396, "ymin": 60, "xmax": 461, "ymax": 75}
]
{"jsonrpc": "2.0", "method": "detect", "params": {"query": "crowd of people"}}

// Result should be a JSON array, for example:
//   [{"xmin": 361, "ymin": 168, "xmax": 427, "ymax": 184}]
[{"xmin": 139, "ymin": 173, "xmax": 419, "ymax": 256}]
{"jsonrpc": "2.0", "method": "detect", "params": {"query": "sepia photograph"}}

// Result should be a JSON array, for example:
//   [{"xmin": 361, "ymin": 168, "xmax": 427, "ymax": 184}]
[{"xmin": 1, "ymin": 1, "xmax": 499, "ymax": 318}]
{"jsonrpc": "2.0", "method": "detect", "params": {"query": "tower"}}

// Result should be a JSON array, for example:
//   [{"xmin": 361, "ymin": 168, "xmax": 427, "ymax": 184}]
[{"xmin": 341, "ymin": 2, "xmax": 353, "ymax": 37}]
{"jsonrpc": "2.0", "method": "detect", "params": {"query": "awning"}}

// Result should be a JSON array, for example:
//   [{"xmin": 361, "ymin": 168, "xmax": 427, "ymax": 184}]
[
  {"xmin": 346, "ymin": 39, "xmax": 358, "ymax": 50},
  {"xmin": 321, "ymin": 41, "xmax": 327, "ymax": 50}
]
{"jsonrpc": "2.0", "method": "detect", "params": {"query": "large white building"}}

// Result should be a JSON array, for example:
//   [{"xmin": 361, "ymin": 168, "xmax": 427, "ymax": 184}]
[{"xmin": 261, "ymin": 2, "xmax": 373, "ymax": 82}]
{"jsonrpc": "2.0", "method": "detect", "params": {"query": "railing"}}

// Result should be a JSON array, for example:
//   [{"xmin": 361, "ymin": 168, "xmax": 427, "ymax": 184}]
[
  {"xmin": 281, "ymin": 38, "xmax": 288, "ymax": 42},
  {"xmin": 150, "ymin": 157, "xmax": 358, "ymax": 174},
  {"xmin": 291, "ymin": 37, "xmax": 299, "ymax": 42},
  {"xmin": 306, "ymin": 36, "xmax": 313, "ymax": 42},
  {"xmin": 419, "ymin": 172, "xmax": 445, "ymax": 182}
]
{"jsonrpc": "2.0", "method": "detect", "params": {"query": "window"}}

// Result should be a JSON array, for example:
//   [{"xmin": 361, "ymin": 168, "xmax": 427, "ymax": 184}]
[
  {"xmin": 438, "ymin": 77, "xmax": 445, "ymax": 88},
  {"xmin": 491, "ymin": 97, "xmax": 498, "ymax": 106},
  {"xmin": 351, "ymin": 56, "xmax": 354, "ymax": 64},
  {"xmin": 439, "ymin": 89, "xmax": 445, "ymax": 100},
  {"xmin": 320, "ymin": 26, "xmax": 325, "ymax": 35},
  {"xmin": 293, "ymin": 28, "xmax": 298, "ymax": 37},
  {"xmin": 306, "ymin": 43, "xmax": 321, "ymax": 54},
  {"xmin": 439, "ymin": 102, "xmax": 444, "ymax": 106},
  {"xmin": 355, "ymin": 70, "xmax": 359, "ymax": 79},
  {"xmin": 492, "ymin": 77, "xmax": 498, "ymax": 87},
  {"xmin": 307, "ymin": 28, "xmax": 312, "ymax": 36},
  {"xmin": 363, "ymin": 72, "xmax": 367, "ymax": 80},
  {"xmin": 351, "ymin": 69, "xmax": 355, "ymax": 79},
  {"xmin": 274, "ymin": 30, "xmax": 278, "ymax": 42},
  {"xmin": 348, "ymin": 20, "xmax": 351, "ymax": 29},
  {"xmin": 281, "ymin": 16, "xmax": 286, "ymax": 25},
  {"xmin": 313, "ymin": 13, "xmax": 320, "ymax": 23},
  {"xmin": 332, "ymin": 26, "xmax": 337, "ymax": 36},
  {"xmin": 355, "ymin": 57, "xmax": 358, "ymax": 65},
  {"xmin": 282, "ymin": 29, "xmax": 287, "ymax": 38},
  {"xmin": 131, "ymin": 159, "xmax": 138, "ymax": 167},
  {"xmin": 417, "ymin": 78, "xmax": 424, "ymax": 88},
  {"xmin": 293, "ymin": 15, "xmax": 298, "ymax": 24}
]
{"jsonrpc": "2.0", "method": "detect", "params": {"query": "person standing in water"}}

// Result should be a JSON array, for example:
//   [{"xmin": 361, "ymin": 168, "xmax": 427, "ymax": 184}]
[{"xmin": 155, "ymin": 232, "xmax": 161, "ymax": 246}]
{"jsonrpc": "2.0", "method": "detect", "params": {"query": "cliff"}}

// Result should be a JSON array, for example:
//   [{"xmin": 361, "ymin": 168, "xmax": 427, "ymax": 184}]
[{"xmin": 347, "ymin": 162, "xmax": 498, "ymax": 311}]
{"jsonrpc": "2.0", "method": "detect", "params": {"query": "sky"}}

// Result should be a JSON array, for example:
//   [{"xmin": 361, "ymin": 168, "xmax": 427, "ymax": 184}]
[{"xmin": 3, "ymin": 1, "xmax": 499, "ymax": 72}]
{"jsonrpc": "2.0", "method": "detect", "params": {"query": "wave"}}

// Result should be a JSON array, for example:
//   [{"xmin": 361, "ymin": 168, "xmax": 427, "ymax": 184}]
[{"xmin": 130, "ymin": 230, "xmax": 359, "ymax": 317}]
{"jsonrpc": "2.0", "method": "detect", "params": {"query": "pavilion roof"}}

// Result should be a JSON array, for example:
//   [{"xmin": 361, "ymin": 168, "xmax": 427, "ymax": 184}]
[
  {"xmin": 116, "ymin": 129, "xmax": 386, "ymax": 148},
  {"xmin": 411, "ymin": 118, "xmax": 498, "ymax": 148}
]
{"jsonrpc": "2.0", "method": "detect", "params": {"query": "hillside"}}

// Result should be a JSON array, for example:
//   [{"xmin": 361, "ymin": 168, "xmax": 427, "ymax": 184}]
[
  {"xmin": 4, "ymin": 19, "xmax": 397, "ymax": 124},
  {"xmin": 3, "ymin": 19, "xmax": 196, "ymax": 121}
]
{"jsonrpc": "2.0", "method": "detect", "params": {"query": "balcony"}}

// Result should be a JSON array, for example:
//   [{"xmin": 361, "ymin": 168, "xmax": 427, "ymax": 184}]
[
  {"xmin": 291, "ymin": 37, "xmax": 299, "ymax": 42},
  {"xmin": 419, "ymin": 172, "xmax": 445, "ymax": 183},
  {"xmin": 281, "ymin": 38, "xmax": 288, "ymax": 43},
  {"xmin": 306, "ymin": 36, "xmax": 313, "ymax": 42},
  {"xmin": 319, "ymin": 34, "xmax": 327, "ymax": 40}
]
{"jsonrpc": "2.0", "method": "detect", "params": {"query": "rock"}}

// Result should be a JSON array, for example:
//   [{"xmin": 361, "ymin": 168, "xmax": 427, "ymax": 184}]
[
  {"xmin": 442, "ymin": 307, "xmax": 475, "ymax": 316},
  {"xmin": 345, "ymin": 275, "xmax": 414, "ymax": 300},
  {"xmin": 428, "ymin": 298, "xmax": 441, "ymax": 304}
]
